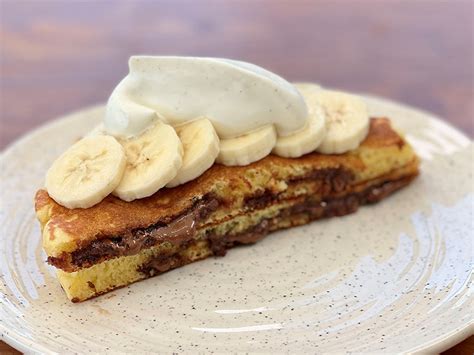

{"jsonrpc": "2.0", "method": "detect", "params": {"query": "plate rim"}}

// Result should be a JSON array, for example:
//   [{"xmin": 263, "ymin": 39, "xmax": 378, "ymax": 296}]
[{"xmin": 0, "ymin": 96, "xmax": 472, "ymax": 353}]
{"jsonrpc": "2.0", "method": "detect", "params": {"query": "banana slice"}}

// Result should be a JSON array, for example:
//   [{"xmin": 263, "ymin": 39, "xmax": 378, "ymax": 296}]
[
  {"xmin": 46, "ymin": 136, "xmax": 126, "ymax": 209},
  {"xmin": 166, "ymin": 118, "xmax": 220, "ymax": 188},
  {"xmin": 216, "ymin": 124, "xmax": 276, "ymax": 166},
  {"xmin": 273, "ymin": 83, "xmax": 326, "ymax": 158},
  {"xmin": 316, "ymin": 90, "xmax": 369, "ymax": 154},
  {"xmin": 114, "ymin": 121, "xmax": 183, "ymax": 201}
]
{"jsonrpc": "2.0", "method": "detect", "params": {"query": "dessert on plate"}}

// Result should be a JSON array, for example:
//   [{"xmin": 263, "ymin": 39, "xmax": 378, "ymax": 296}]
[{"xmin": 34, "ymin": 56, "xmax": 419, "ymax": 302}]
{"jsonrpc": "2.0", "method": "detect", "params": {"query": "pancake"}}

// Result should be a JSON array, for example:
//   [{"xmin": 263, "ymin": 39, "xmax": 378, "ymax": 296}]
[{"xmin": 35, "ymin": 117, "xmax": 419, "ymax": 302}]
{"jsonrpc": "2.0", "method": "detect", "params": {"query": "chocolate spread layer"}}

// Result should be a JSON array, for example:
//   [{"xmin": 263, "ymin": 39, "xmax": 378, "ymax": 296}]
[
  {"xmin": 138, "ymin": 175, "xmax": 415, "ymax": 276},
  {"xmin": 208, "ymin": 177, "xmax": 412, "ymax": 256},
  {"xmin": 244, "ymin": 168, "xmax": 354, "ymax": 211},
  {"xmin": 287, "ymin": 167, "xmax": 354, "ymax": 192},
  {"xmin": 48, "ymin": 196, "xmax": 219, "ymax": 270}
]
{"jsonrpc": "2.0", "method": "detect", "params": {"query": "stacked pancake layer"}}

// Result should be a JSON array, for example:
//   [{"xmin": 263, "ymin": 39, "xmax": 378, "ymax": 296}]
[{"xmin": 35, "ymin": 118, "xmax": 419, "ymax": 302}]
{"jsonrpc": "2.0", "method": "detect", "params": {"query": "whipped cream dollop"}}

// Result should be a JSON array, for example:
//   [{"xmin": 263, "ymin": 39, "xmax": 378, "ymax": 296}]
[
  {"xmin": 45, "ymin": 56, "xmax": 370, "ymax": 209},
  {"xmin": 105, "ymin": 56, "xmax": 309, "ymax": 139}
]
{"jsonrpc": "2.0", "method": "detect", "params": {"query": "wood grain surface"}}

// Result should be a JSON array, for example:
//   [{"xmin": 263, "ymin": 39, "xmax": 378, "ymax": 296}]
[{"xmin": 0, "ymin": 0, "xmax": 472, "ymax": 353}]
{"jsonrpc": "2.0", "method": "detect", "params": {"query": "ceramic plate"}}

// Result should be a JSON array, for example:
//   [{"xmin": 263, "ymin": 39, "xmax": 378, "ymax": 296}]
[{"xmin": 1, "ymin": 95, "xmax": 473, "ymax": 354}]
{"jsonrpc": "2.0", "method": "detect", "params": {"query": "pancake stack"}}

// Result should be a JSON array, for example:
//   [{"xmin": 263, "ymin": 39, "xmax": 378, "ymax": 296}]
[{"xmin": 35, "ymin": 118, "xmax": 419, "ymax": 302}]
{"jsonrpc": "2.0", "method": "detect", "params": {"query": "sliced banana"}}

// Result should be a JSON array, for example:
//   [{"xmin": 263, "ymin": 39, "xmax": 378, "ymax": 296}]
[
  {"xmin": 166, "ymin": 118, "xmax": 220, "ymax": 187},
  {"xmin": 114, "ymin": 121, "xmax": 183, "ymax": 201},
  {"xmin": 46, "ymin": 136, "xmax": 126, "ymax": 209},
  {"xmin": 216, "ymin": 124, "xmax": 276, "ymax": 166},
  {"xmin": 316, "ymin": 90, "xmax": 369, "ymax": 154},
  {"xmin": 273, "ymin": 83, "xmax": 326, "ymax": 158}
]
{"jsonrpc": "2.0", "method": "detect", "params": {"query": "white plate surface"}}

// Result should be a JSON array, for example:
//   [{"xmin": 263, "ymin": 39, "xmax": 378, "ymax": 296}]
[{"xmin": 0, "ymin": 95, "xmax": 473, "ymax": 353}]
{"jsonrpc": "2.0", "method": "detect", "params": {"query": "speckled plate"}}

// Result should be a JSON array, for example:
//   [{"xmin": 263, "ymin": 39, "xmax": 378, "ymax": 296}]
[{"xmin": 1, "ymin": 95, "xmax": 473, "ymax": 354}]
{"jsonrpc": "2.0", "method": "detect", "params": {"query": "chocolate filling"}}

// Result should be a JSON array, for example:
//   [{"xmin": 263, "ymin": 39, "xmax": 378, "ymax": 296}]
[
  {"xmin": 138, "ymin": 252, "xmax": 186, "ymax": 277},
  {"xmin": 48, "ymin": 197, "xmax": 219, "ymax": 270},
  {"xmin": 138, "ymin": 175, "xmax": 415, "ymax": 276},
  {"xmin": 244, "ymin": 168, "xmax": 354, "ymax": 211},
  {"xmin": 287, "ymin": 167, "xmax": 354, "ymax": 193}
]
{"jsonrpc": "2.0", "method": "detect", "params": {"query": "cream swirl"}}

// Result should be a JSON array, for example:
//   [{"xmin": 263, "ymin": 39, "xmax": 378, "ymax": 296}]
[
  {"xmin": 44, "ymin": 56, "xmax": 370, "ymax": 208},
  {"xmin": 104, "ymin": 56, "xmax": 309, "ymax": 139}
]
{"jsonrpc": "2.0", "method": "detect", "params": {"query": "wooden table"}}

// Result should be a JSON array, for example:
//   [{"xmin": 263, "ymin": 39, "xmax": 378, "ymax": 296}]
[{"xmin": 0, "ymin": 0, "xmax": 472, "ymax": 353}]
